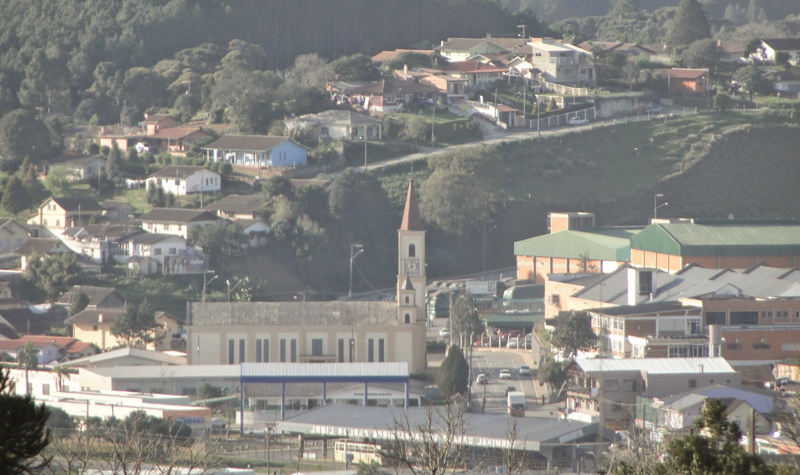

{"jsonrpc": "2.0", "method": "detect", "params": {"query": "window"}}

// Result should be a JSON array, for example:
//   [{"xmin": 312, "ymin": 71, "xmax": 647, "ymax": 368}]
[
  {"xmin": 368, "ymin": 339, "xmax": 375, "ymax": 362},
  {"xmin": 638, "ymin": 271, "xmax": 652, "ymax": 295},
  {"xmin": 262, "ymin": 340, "xmax": 269, "ymax": 362},
  {"xmin": 404, "ymin": 296, "xmax": 410, "ymax": 304},
  {"xmin": 228, "ymin": 339, "xmax": 235, "ymax": 364},
  {"xmin": 705, "ymin": 312, "xmax": 726, "ymax": 325},
  {"xmin": 42, "ymin": 384, "xmax": 50, "ymax": 395},
  {"xmin": 404, "ymin": 313, "xmax": 411, "ymax": 324},
  {"xmin": 239, "ymin": 339, "xmax": 245, "ymax": 362},
  {"xmin": 776, "ymin": 311, "xmax": 789, "ymax": 320},
  {"xmin": 753, "ymin": 338, "xmax": 770, "ymax": 350},
  {"xmin": 256, "ymin": 340, "xmax": 262, "ymax": 362},
  {"xmin": 761, "ymin": 311, "xmax": 774, "ymax": 320},
  {"xmin": 605, "ymin": 380, "xmax": 620, "ymax": 392},
  {"xmin": 688, "ymin": 379, "xmax": 697, "ymax": 388},
  {"xmin": 688, "ymin": 319, "xmax": 702, "ymax": 335},
  {"xmin": 154, "ymin": 248, "xmax": 162, "ymax": 255},
  {"xmin": 290, "ymin": 339, "xmax": 297, "ymax": 362},
  {"xmin": 338, "ymin": 339, "xmax": 345, "ymax": 362},
  {"xmin": 182, "ymin": 387, "xmax": 197, "ymax": 396},
  {"xmin": 408, "ymin": 243, "xmax": 415, "ymax": 257},
  {"xmin": 280, "ymin": 339, "xmax": 286, "ymax": 362},
  {"xmin": 312, "ymin": 338, "xmax": 323, "ymax": 356},
  {"xmin": 730, "ymin": 311, "xmax": 758, "ymax": 325},
  {"xmin": 379, "ymin": 339, "xmax": 385, "ymax": 362},
  {"xmin": 174, "ymin": 179, "xmax": 179, "ymax": 186},
  {"xmin": 93, "ymin": 325, "xmax": 98, "ymax": 331},
  {"xmin": 622, "ymin": 379, "xmax": 637, "ymax": 392},
  {"xmin": 169, "ymin": 248, "xmax": 176, "ymax": 255}
]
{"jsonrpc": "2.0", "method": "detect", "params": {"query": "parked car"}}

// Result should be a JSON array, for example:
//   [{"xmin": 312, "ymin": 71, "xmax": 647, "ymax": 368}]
[
  {"xmin": 506, "ymin": 337, "xmax": 519, "ymax": 349},
  {"xmin": 439, "ymin": 328, "xmax": 450, "ymax": 339},
  {"xmin": 519, "ymin": 365, "xmax": 533, "ymax": 376},
  {"xmin": 567, "ymin": 117, "xmax": 589, "ymax": 126},
  {"xmin": 504, "ymin": 385, "xmax": 517, "ymax": 397},
  {"xmin": 498, "ymin": 369, "xmax": 512, "ymax": 380},
  {"xmin": 476, "ymin": 373, "xmax": 488, "ymax": 385}
]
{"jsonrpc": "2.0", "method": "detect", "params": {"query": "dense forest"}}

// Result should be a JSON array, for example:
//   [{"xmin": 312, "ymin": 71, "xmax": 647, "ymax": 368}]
[
  {"xmin": 0, "ymin": 0, "xmax": 548, "ymax": 126},
  {"xmin": 496, "ymin": 0, "xmax": 800, "ymax": 22}
]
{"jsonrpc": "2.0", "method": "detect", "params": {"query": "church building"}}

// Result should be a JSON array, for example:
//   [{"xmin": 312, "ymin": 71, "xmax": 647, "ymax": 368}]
[{"xmin": 186, "ymin": 181, "xmax": 428, "ymax": 373}]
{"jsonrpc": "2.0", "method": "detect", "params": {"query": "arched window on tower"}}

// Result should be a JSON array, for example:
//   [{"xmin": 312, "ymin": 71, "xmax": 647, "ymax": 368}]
[
  {"xmin": 408, "ymin": 243, "xmax": 416, "ymax": 257},
  {"xmin": 404, "ymin": 313, "xmax": 411, "ymax": 324},
  {"xmin": 404, "ymin": 296, "xmax": 410, "ymax": 304}
]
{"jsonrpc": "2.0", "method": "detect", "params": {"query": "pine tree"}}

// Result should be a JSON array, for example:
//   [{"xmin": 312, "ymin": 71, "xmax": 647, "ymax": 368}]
[
  {"xmin": 0, "ymin": 366, "xmax": 51, "ymax": 473},
  {"xmin": 437, "ymin": 345, "xmax": 468, "ymax": 398},
  {"xmin": 1, "ymin": 176, "xmax": 32, "ymax": 216},
  {"xmin": 666, "ymin": 0, "xmax": 711, "ymax": 50}
]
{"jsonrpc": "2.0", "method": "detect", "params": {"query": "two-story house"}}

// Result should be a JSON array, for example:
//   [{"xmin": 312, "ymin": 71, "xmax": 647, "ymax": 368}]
[
  {"xmin": 123, "ymin": 233, "xmax": 205, "ymax": 275},
  {"xmin": 528, "ymin": 38, "xmax": 595, "ymax": 87},
  {"xmin": 139, "ymin": 208, "xmax": 219, "ymax": 240},
  {"xmin": 146, "ymin": 165, "xmax": 221, "ymax": 196},
  {"xmin": 29, "ymin": 197, "xmax": 104, "ymax": 231}
]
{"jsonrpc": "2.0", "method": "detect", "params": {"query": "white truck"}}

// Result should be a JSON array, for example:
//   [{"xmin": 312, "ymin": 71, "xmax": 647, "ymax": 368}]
[{"xmin": 507, "ymin": 391, "xmax": 525, "ymax": 417}]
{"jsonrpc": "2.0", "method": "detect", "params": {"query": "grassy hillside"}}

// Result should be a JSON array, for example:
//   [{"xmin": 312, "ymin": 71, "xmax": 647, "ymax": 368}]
[{"xmin": 376, "ymin": 111, "xmax": 800, "ymax": 274}]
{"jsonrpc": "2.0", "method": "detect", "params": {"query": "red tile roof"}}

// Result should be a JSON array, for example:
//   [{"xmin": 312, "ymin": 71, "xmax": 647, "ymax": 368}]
[
  {"xmin": 666, "ymin": 68, "xmax": 709, "ymax": 79},
  {"xmin": 400, "ymin": 180, "xmax": 423, "ymax": 231},
  {"xmin": 151, "ymin": 126, "xmax": 208, "ymax": 140}
]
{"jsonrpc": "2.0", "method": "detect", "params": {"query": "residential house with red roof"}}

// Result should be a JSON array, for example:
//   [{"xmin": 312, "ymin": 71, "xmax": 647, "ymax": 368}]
[{"xmin": 665, "ymin": 68, "xmax": 709, "ymax": 95}]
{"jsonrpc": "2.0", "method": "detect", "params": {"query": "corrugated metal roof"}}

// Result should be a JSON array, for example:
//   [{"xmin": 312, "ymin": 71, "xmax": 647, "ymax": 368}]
[
  {"xmin": 631, "ymin": 223, "xmax": 800, "ymax": 256},
  {"xmin": 514, "ymin": 228, "xmax": 641, "ymax": 261},
  {"xmin": 86, "ymin": 364, "xmax": 240, "ymax": 379},
  {"xmin": 576, "ymin": 357, "xmax": 735, "ymax": 375},
  {"xmin": 574, "ymin": 264, "xmax": 800, "ymax": 305}
]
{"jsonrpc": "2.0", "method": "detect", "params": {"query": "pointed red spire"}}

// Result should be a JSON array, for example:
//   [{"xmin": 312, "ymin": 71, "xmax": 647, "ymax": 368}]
[{"xmin": 400, "ymin": 179, "xmax": 423, "ymax": 231}]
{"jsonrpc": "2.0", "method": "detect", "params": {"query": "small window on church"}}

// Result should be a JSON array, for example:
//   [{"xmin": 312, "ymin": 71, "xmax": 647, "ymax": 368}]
[
  {"xmin": 408, "ymin": 243, "xmax": 415, "ymax": 257},
  {"xmin": 404, "ymin": 314, "xmax": 411, "ymax": 324},
  {"xmin": 404, "ymin": 296, "xmax": 410, "ymax": 304}
]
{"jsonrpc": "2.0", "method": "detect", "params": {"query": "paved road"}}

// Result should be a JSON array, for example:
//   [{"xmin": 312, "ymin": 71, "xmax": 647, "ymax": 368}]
[{"xmin": 468, "ymin": 347, "xmax": 550, "ymax": 416}]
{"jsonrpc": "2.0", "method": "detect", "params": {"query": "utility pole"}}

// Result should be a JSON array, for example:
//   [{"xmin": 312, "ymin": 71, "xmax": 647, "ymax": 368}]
[
  {"xmin": 348, "ymin": 244, "xmax": 364, "ymax": 298},
  {"xmin": 363, "ymin": 132, "xmax": 368, "ymax": 171},
  {"xmin": 431, "ymin": 104, "xmax": 436, "ymax": 146}
]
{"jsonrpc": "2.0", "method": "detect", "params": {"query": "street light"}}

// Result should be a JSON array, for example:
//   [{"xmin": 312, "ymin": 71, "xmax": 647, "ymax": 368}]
[
  {"xmin": 226, "ymin": 278, "xmax": 247, "ymax": 302},
  {"xmin": 653, "ymin": 193, "xmax": 669, "ymax": 219},
  {"xmin": 348, "ymin": 243, "xmax": 364, "ymax": 299},
  {"xmin": 202, "ymin": 271, "xmax": 217, "ymax": 302}
]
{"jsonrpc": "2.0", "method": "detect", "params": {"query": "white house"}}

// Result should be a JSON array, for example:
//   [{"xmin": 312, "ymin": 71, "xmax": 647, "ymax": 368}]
[
  {"xmin": 0, "ymin": 339, "xmax": 62, "ymax": 365},
  {"xmin": 285, "ymin": 110, "xmax": 383, "ymax": 142},
  {"xmin": 139, "ymin": 208, "xmax": 219, "ymax": 239},
  {"xmin": 122, "ymin": 232, "xmax": 205, "ymax": 276},
  {"xmin": 202, "ymin": 136, "xmax": 308, "ymax": 168},
  {"xmin": 146, "ymin": 165, "xmax": 221, "ymax": 196},
  {"xmin": 528, "ymin": 37, "xmax": 595, "ymax": 86},
  {"xmin": 236, "ymin": 219, "xmax": 270, "ymax": 247},
  {"xmin": 751, "ymin": 38, "xmax": 800, "ymax": 66}
]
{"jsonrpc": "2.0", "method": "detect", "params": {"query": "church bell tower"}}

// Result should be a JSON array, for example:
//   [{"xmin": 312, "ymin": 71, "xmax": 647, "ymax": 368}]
[{"xmin": 397, "ymin": 180, "xmax": 426, "ymax": 325}]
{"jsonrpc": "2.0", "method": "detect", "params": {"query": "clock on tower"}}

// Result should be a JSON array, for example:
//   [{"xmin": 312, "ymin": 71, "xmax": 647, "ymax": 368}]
[{"xmin": 404, "ymin": 258, "xmax": 420, "ymax": 275}]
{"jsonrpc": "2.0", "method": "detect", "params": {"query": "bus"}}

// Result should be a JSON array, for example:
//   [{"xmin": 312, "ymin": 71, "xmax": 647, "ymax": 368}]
[{"xmin": 334, "ymin": 439, "xmax": 383, "ymax": 466}]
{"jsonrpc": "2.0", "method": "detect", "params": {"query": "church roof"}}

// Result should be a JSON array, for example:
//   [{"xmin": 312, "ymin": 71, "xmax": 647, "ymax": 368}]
[
  {"xmin": 400, "ymin": 180, "xmax": 423, "ymax": 231},
  {"xmin": 401, "ymin": 277, "xmax": 415, "ymax": 290}
]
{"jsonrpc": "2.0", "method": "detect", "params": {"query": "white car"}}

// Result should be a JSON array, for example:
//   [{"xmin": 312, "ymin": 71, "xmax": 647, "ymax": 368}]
[
  {"xmin": 476, "ymin": 373, "xmax": 488, "ymax": 385},
  {"xmin": 567, "ymin": 117, "xmax": 589, "ymax": 126},
  {"xmin": 519, "ymin": 365, "xmax": 533, "ymax": 376},
  {"xmin": 439, "ymin": 328, "xmax": 450, "ymax": 338},
  {"xmin": 498, "ymin": 369, "xmax": 512, "ymax": 380}
]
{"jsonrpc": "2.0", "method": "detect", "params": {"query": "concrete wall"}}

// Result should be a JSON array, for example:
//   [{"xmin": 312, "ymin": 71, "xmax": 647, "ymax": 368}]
[
  {"xmin": 595, "ymin": 94, "xmax": 648, "ymax": 119},
  {"xmin": 645, "ymin": 372, "xmax": 740, "ymax": 398}
]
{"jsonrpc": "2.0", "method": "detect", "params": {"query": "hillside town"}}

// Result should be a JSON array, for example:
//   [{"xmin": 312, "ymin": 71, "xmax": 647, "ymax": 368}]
[{"xmin": 1, "ymin": 0, "xmax": 800, "ymax": 473}]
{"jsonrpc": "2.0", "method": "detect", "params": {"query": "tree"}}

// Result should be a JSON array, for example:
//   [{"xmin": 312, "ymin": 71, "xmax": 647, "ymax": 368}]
[
  {"xmin": 682, "ymin": 38, "xmax": 720, "ymax": 72},
  {"xmin": 17, "ymin": 342, "xmax": 39, "ymax": 395},
  {"xmin": 0, "ymin": 109, "xmax": 57, "ymax": 163},
  {"xmin": 419, "ymin": 169, "xmax": 493, "ymax": 235},
  {"xmin": 262, "ymin": 174, "xmax": 295, "ymax": 201},
  {"xmin": 329, "ymin": 54, "xmax": 380, "ymax": 81},
  {"xmin": 0, "ymin": 366, "xmax": 50, "ymax": 473},
  {"xmin": 381, "ymin": 402, "xmax": 468, "ymax": 475},
  {"xmin": 713, "ymin": 92, "xmax": 732, "ymax": 112},
  {"xmin": 111, "ymin": 299, "xmax": 159, "ymax": 348},
  {"xmin": 190, "ymin": 222, "xmax": 244, "ymax": 268},
  {"xmin": 43, "ymin": 165, "xmax": 75, "ymax": 197},
  {"xmin": 450, "ymin": 292, "xmax": 483, "ymax": 348},
  {"xmin": 610, "ymin": 0, "xmax": 640, "ymax": 18},
  {"xmin": 655, "ymin": 399, "xmax": 771, "ymax": 474},
  {"xmin": 537, "ymin": 358, "xmax": 567, "ymax": 396},
  {"xmin": 69, "ymin": 291, "xmax": 89, "ymax": 316},
  {"xmin": 1, "ymin": 176, "xmax": 32, "ymax": 216},
  {"xmin": 666, "ymin": 0, "xmax": 710, "ymax": 50},
  {"xmin": 436, "ymin": 345, "xmax": 468, "ymax": 398},
  {"xmin": 24, "ymin": 252, "xmax": 81, "ymax": 301},
  {"xmin": 732, "ymin": 64, "xmax": 769, "ymax": 101},
  {"xmin": 550, "ymin": 311, "xmax": 597, "ymax": 359}
]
